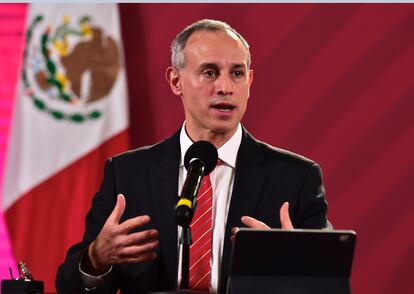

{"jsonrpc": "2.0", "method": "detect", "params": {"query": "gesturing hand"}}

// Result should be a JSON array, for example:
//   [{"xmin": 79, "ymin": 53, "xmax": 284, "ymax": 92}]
[
  {"xmin": 231, "ymin": 202, "xmax": 294, "ymax": 240},
  {"xmin": 84, "ymin": 194, "xmax": 159, "ymax": 275}
]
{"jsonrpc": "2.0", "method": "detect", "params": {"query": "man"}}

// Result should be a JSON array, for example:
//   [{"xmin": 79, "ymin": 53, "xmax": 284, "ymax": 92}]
[{"xmin": 56, "ymin": 19, "xmax": 330, "ymax": 294}]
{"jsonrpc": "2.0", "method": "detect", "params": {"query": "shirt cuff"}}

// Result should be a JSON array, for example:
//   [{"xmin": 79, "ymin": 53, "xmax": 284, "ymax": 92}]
[{"xmin": 79, "ymin": 259, "xmax": 112, "ymax": 290}]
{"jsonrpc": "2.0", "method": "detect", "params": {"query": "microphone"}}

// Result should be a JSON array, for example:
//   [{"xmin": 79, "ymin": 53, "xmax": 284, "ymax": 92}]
[{"xmin": 176, "ymin": 140, "xmax": 218, "ymax": 227}]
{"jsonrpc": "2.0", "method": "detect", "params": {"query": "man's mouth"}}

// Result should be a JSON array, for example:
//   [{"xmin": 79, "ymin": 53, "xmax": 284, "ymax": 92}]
[{"xmin": 211, "ymin": 102, "xmax": 235, "ymax": 112}]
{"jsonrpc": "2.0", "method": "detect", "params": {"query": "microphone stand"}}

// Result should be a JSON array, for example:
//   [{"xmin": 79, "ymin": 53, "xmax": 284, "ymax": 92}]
[{"xmin": 180, "ymin": 225, "xmax": 191, "ymax": 289}]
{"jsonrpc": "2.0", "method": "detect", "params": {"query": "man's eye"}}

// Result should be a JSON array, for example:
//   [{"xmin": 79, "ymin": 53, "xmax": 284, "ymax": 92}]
[
  {"xmin": 233, "ymin": 70, "xmax": 244, "ymax": 77},
  {"xmin": 203, "ymin": 70, "xmax": 216, "ymax": 77}
]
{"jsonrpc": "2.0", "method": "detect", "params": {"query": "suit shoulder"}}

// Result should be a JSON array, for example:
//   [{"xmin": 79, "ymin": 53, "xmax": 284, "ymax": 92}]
[
  {"xmin": 109, "ymin": 134, "xmax": 175, "ymax": 167},
  {"xmin": 257, "ymin": 140, "xmax": 317, "ymax": 168},
  {"xmin": 113, "ymin": 142, "xmax": 160, "ymax": 161}
]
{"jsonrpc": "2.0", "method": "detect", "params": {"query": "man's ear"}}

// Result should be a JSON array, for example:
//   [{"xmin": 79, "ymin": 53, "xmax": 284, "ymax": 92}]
[
  {"xmin": 246, "ymin": 69, "xmax": 254, "ymax": 100},
  {"xmin": 248, "ymin": 69, "xmax": 254, "ymax": 87},
  {"xmin": 166, "ymin": 67, "xmax": 182, "ymax": 96}
]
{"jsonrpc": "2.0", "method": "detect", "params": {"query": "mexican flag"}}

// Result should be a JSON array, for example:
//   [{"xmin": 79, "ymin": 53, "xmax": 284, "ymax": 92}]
[{"xmin": 2, "ymin": 4, "xmax": 129, "ymax": 291}]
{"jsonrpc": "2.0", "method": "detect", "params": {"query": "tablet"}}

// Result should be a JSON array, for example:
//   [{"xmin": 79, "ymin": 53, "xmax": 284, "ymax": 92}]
[{"xmin": 229, "ymin": 228, "xmax": 356, "ymax": 278}]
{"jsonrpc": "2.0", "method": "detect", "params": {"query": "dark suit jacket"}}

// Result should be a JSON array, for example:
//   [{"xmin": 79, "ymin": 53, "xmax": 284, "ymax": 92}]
[{"xmin": 56, "ymin": 127, "xmax": 329, "ymax": 294}]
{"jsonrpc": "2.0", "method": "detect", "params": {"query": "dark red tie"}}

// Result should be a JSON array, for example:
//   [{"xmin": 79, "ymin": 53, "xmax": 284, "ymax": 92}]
[{"xmin": 188, "ymin": 174, "xmax": 213, "ymax": 291}]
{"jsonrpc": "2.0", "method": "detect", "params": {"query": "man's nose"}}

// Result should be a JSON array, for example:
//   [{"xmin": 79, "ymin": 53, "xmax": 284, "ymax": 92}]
[{"xmin": 215, "ymin": 74, "xmax": 233, "ymax": 96}]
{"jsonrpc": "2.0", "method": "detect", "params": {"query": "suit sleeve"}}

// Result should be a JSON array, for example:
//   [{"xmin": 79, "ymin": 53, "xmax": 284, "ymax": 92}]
[
  {"xmin": 293, "ymin": 163, "xmax": 331, "ymax": 229},
  {"xmin": 55, "ymin": 159, "xmax": 119, "ymax": 293}
]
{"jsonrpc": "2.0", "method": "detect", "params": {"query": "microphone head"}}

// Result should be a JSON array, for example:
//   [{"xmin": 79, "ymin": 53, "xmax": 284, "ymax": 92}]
[{"xmin": 184, "ymin": 141, "xmax": 218, "ymax": 175}]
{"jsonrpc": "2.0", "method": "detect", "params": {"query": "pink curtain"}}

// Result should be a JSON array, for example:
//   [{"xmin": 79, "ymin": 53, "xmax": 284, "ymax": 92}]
[{"xmin": 0, "ymin": 3, "xmax": 27, "ymax": 280}]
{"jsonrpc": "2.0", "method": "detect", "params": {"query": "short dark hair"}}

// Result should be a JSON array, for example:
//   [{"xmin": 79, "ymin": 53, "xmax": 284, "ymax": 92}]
[{"xmin": 171, "ymin": 19, "xmax": 251, "ymax": 69}]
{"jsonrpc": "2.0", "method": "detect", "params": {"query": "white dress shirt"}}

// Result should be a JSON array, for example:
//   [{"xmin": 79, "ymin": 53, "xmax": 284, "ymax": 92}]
[{"xmin": 178, "ymin": 122, "xmax": 242, "ymax": 292}]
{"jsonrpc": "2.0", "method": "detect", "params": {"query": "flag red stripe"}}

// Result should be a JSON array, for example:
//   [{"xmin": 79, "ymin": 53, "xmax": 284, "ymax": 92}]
[{"xmin": 5, "ymin": 129, "xmax": 129, "ymax": 292}]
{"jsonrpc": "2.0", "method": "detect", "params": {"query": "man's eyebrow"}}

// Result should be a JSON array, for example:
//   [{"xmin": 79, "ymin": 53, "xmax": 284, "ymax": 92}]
[
  {"xmin": 198, "ymin": 63, "xmax": 246, "ymax": 69},
  {"xmin": 199, "ymin": 63, "xmax": 219, "ymax": 69},
  {"xmin": 231, "ymin": 63, "xmax": 245, "ymax": 69}
]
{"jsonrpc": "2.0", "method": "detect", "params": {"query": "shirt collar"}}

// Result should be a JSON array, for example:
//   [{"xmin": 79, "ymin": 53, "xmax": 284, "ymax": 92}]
[{"xmin": 179, "ymin": 122, "xmax": 242, "ymax": 169}]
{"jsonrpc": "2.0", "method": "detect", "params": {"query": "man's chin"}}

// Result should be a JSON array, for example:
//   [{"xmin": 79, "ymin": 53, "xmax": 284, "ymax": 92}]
[{"xmin": 209, "ymin": 123, "xmax": 238, "ymax": 136}]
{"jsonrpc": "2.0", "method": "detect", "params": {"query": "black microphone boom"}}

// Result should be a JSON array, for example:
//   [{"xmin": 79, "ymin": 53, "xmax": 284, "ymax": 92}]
[{"xmin": 176, "ymin": 140, "xmax": 218, "ymax": 227}]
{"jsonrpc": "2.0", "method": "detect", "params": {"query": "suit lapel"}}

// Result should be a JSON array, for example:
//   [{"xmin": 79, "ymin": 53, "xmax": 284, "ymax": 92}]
[
  {"xmin": 151, "ymin": 130, "xmax": 181, "ymax": 288},
  {"xmin": 220, "ymin": 128, "xmax": 269, "ymax": 292}
]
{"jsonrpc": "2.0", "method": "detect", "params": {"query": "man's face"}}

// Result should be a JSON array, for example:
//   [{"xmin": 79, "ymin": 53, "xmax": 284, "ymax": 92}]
[{"xmin": 168, "ymin": 30, "xmax": 253, "ymax": 140}]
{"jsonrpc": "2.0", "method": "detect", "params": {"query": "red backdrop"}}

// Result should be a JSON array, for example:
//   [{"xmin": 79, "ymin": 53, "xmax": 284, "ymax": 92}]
[
  {"xmin": 119, "ymin": 4, "xmax": 414, "ymax": 294},
  {"xmin": 1, "ymin": 3, "xmax": 413, "ymax": 293}
]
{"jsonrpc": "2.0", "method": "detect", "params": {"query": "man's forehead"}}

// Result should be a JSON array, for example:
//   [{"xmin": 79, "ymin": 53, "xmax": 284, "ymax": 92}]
[{"xmin": 184, "ymin": 30, "xmax": 248, "ymax": 66}]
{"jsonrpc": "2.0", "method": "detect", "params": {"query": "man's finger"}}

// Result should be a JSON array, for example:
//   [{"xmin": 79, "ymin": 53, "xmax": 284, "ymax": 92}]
[
  {"xmin": 106, "ymin": 194, "xmax": 126, "ymax": 225},
  {"xmin": 280, "ymin": 202, "xmax": 294, "ymax": 230},
  {"xmin": 122, "ymin": 229, "xmax": 159, "ymax": 247},
  {"xmin": 241, "ymin": 216, "xmax": 270, "ymax": 229},
  {"xmin": 118, "ymin": 240, "xmax": 159, "ymax": 257},
  {"xmin": 119, "ymin": 215, "xmax": 151, "ymax": 234}
]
